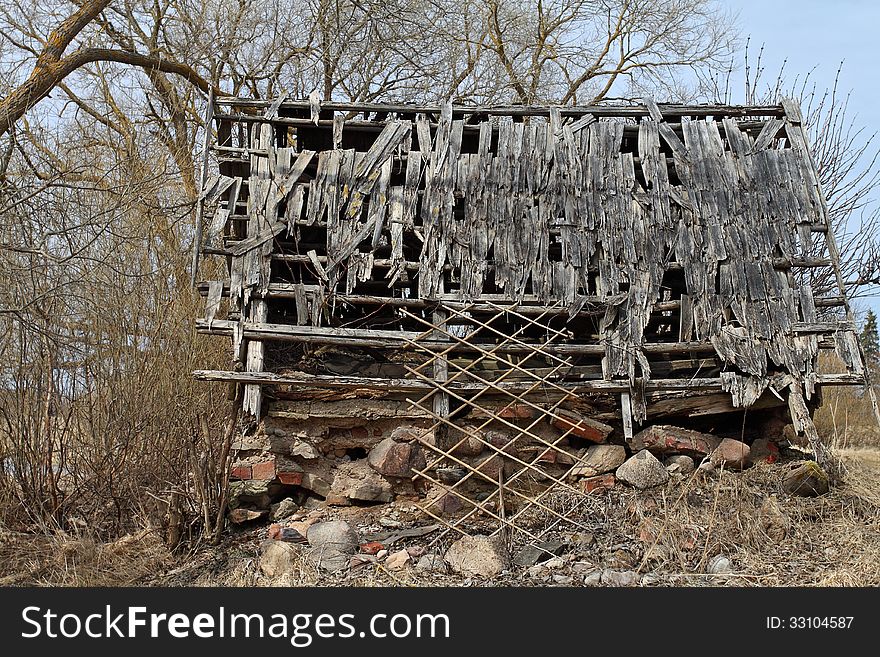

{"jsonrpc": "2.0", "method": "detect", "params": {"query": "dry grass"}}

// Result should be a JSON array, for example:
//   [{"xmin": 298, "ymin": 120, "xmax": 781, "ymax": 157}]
[{"xmin": 0, "ymin": 527, "xmax": 174, "ymax": 586}]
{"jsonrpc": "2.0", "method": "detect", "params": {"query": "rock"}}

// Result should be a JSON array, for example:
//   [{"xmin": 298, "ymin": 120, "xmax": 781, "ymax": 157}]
[
  {"xmin": 444, "ymin": 534, "xmax": 510, "ymax": 578},
  {"xmin": 469, "ymin": 453, "xmax": 504, "ymax": 481},
  {"xmin": 307, "ymin": 521, "xmax": 358, "ymax": 571},
  {"xmin": 710, "ymin": 438, "xmax": 751, "ymax": 470},
  {"xmin": 311, "ymin": 550, "xmax": 351, "ymax": 572},
  {"xmin": 783, "ymin": 461, "xmax": 829, "ymax": 497},
  {"xmin": 379, "ymin": 517, "xmax": 402, "ymax": 528},
  {"xmin": 664, "ymin": 454, "xmax": 695, "ymax": 475},
  {"xmin": 615, "ymin": 450, "xmax": 669, "ymax": 489},
  {"xmin": 428, "ymin": 488, "xmax": 463, "ymax": 515},
  {"xmin": 437, "ymin": 467, "xmax": 468, "ymax": 484},
  {"xmin": 376, "ymin": 549, "xmax": 388, "ymax": 560},
  {"xmin": 450, "ymin": 433, "xmax": 485, "ymax": 457},
  {"xmin": 583, "ymin": 570, "xmax": 603, "ymax": 586},
  {"xmin": 328, "ymin": 460, "xmax": 395, "ymax": 504},
  {"xmin": 307, "ymin": 520, "xmax": 358, "ymax": 553},
  {"xmin": 368, "ymin": 437, "xmax": 427, "ymax": 477},
  {"xmin": 290, "ymin": 441, "xmax": 320, "ymax": 459},
  {"xmin": 407, "ymin": 545, "xmax": 427, "ymax": 558},
  {"xmin": 580, "ymin": 473, "xmax": 616, "ymax": 494},
  {"xmin": 550, "ymin": 410, "xmax": 612, "ymax": 443},
  {"xmin": 750, "ymin": 438, "xmax": 780, "ymax": 464},
  {"xmin": 360, "ymin": 541, "xmax": 384, "ymax": 555},
  {"xmin": 553, "ymin": 574, "xmax": 574, "ymax": 585},
  {"xmin": 707, "ymin": 554, "xmax": 733, "ymax": 575},
  {"xmin": 228, "ymin": 508, "xmax": 267, "ymax": 524},
  {"xmin": 600, "ymin": 569, "xmax": 640, "ymax": 586},
  {"xmin": 300, "ymin": 473, "xmax": 331, "ymax": 498},
  {"xmin": 270, "ymin": 498, "xmax": 299, "ymax": 521},
  {"xmin": 629, "ymin": 425, "xmax": 720, "ymax": 458},
  {"xmin": 416, "ymin": 553, "xmax": 447, "ymax": 573},
  {"xmin": 385, "ymin": 548, "xmax": 411, "ymax": 571},
  {"xmin": 513, "ymin": 539, "xmax": 567, "ymax": 567},
  {"xmin": 543, "ymin": 557, "xmax": 566, "ymax": 570},
  {"xmin": 260, "ymin": 540, "xmax": 300, "ymax": 578},
  {"xmin": 758, "ymin": 495, "xmax": 789, "ymax": 542},
  {"xmin": 390, "ymin": 425, "xmax": 430, "ymax": 443},
  {"xmin": 571, "ymin": 444, "xmax": 627, "ymax": 477},
  {"xmin": 227, "ymin": 480, "xmax": 272, "ymax": 510},
  {"xmin": 572, "ymin": 561, "xmax": 596, "ymax": 574}
]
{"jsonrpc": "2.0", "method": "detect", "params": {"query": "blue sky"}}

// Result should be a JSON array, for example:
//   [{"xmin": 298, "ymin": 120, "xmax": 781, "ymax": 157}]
[{"xmin": 726, "ymin": 0, "xmax": 880, "ymax": 321}]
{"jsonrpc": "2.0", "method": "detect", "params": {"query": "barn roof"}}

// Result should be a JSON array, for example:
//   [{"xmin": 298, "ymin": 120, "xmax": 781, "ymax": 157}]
[{"xmin": 192, "ymin": 97, "xmax": 871, "ymax": 460}]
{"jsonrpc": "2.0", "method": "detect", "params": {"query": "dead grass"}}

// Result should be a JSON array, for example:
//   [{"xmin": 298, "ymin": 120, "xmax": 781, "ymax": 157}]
[{"xmin": 0, "ymin": 527, "xmax": 174, "ymax": 586}]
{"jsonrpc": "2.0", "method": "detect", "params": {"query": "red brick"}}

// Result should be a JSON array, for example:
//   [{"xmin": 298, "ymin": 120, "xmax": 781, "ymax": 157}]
[
  {"xmin": 277, "ymin": 470, "xmax": 303, "ymax": 486},
  {"xmin": 360, "ymin": 541, "xmax": 384, "ymax": 555},
  {"xmin": 497, "ymin": 403, "xmax": 534, "ymax": 419},
  {"xmin": 251, "ymin": 460, "xmax": 276, "ymax": 480},
  {"xmin": 551, "ymin": 410, "xmax": 612, "ymax": 443},
  {"xmin": 230, "ymin": 465, "xmax": 252, "ymax": 480},
  {"xmin": 580, "ymin": 473, "xmax": 616, "ymax": 494}
]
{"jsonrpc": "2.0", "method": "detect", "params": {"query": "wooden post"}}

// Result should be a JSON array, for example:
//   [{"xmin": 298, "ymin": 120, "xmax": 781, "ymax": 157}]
[
  {"xmin": 620, "ymin": 391, "xmax": 634, "ymax": 442},
  {"xmin": 432, "ymin": 308, "xmax": 450, "ymax": 449},
  {"xmin": 190, "ymin": 87, "xmax": 214, "ymax": 288}
]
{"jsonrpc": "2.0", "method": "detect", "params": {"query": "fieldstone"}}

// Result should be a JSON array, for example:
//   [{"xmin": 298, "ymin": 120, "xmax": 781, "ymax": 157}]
[
  {"xmin": 416, "ymin": 553, "xmax": 448, "ymax": 573},
  {"xmin": 615, "ymin": 450, "xmax": 669, "ymax": 489},
  {"xmin": 428, "ymin": 489, "xmax": 463, "ymax": 516},
  {"xmin": 290, "ymin": 441, "xmax": 320, "ymax": 459},
  {"xmin": 307, "ymin": 520, "xmax": 359, "ymax": 553},
  {"xmin": 710, "ymin": 438, "xmax": 751, "ymax": 470},
  {"xmin": 571, "ymin": 444, "xmax": 627, "ymax": 477},
  {"xmin": 707, "ymin": 554, "xmax": 734, "ymax": 575},
  {"xmin": 385, "ymin": 549, "xmax": 411, "ymax": 571},
  {"xmin": 450, "ymin": 432, "xmax": 485, "ymax": 457},
  {"xmin": 664, "ymin": 454, "xmax": 695, "ymax": 475},
  {"xmin": 269, "ymin": 498, "xmax": 299, "ymax": 521},
  {"xmin": 783, "ymin": 461, "xmax": 829, "ymax": 496},
  {"xmin": 444, "ymin": 534, "xmax": 510, "ymax": 578},
  {"xmin": 368, "ymin": 437, "xmax": 427, "ymax": 477},
  {"xmin": 600, "ymin": 569, "xmax": 640, "ymax": 586},
  {"xmin": 550, "ymin": 410, "xmax": 612, "ymax": 443},
  {"xmin": 227, "ymin": 480, "xmax": 272, "ymax": 510},
  {"xmin": 437, "ymin": 467, "xmax": 468, "ymax": 484},
  {"xmin": 329, "ymin": 460, "xmax": 394, "ymax": 504},
  {"xmin": 583, "ymin": 570, "xmax": 603, "ymax": 586},
  {"xmin": 469, "ymin": 453, "xmax": 505, "ymax": 481},
  {"xmin": 553, "ymin": 574, "xmax": 574, "ymax": 585},
  {"xmin": 406, "ymin": 545, "xmax": 427, "ymax": 558},
  {"xmin": 751, "ymin": 438, "xmax": 780, "ymax": 464},
  {"xmin": 228, "ymin": 508, "xmax": 267, "ymax": 524},
  {"xmin": 300, "ymin": 473, "xmax": 332, "ymax": 498},
  {"xmin": 758, "ymin": 495, "xmax": 789, "ymax": 541},
  {"xmin": 390, "ymin": 425, "xmax": 430, "ymax": 443},
  {"xmin": 260, "ymin": 540, "xmax": 300, "ymax": 578},
  {"xmin": 629, "ymin": 425, "xmax": 720, "ymax": 459},
  {"xmin": 513, "ymin": 539, "xmax": 567, "ymax": 567}
]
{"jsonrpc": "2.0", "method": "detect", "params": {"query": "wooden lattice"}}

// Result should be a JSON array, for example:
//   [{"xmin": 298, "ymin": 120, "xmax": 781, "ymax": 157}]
[{"xmin": 401, "ymin": 302, "xmax": 619, "ymax": 541}]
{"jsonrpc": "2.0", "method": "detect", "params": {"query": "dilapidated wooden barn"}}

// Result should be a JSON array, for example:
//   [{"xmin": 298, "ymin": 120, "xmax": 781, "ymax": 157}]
[{"xmin": 191, "ymin": 96, "xmax": 875, "ymax": 534}]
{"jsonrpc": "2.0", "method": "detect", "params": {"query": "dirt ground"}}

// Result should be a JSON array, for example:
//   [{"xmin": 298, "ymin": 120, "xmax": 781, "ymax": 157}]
[{"xmin": 2, "ymin": 447, "xmax": 879, "ymax": 587}]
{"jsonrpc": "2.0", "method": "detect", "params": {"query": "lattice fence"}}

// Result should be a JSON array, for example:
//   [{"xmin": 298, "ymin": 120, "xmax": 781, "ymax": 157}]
[{"xmin": 400, "ymin": 302, "xmax": 611, "ymax": 545}]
